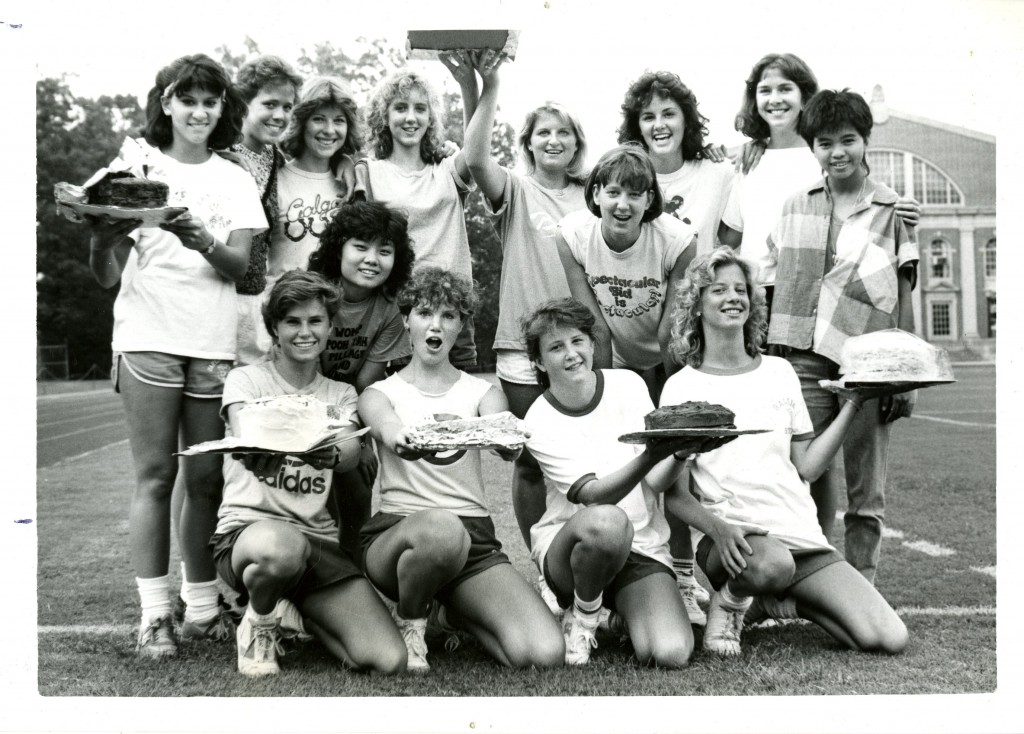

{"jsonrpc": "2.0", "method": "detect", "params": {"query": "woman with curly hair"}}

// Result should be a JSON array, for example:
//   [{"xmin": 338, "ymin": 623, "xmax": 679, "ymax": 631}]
[
  {"xmin": 266, "ymin": 76, "xmax": 361, "ymax": 289},
  {"xmin": 617, "ymin": 70, "xmax": 734, "ymax": 258},
  {"xmin": 659, "ymin": 247, "xmax": 908, "ymax": 658},
  {"xmin": 354, "ymin": 65, "xmax": 481, "ymax": 368},
  {"xmin": 306, "ymin": 200, "xmax": 416, "ymax": 556},
  {"xmin": 357, "ymin": 267, "xmax": 563, "ymax": 673},
  {"xmin": 87, "ymin": 53, "xmax": 266, "ymax": 658}
]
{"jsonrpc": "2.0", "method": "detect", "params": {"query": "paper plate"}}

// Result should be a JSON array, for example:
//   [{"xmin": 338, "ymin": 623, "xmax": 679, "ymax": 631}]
[
  {"xmin": 177, "ymin": 427, "xmax": 368, "ymax": 456},
  {"xmin": 59, "ymin": 201, "xmax": 188, "ymax": 228},
  {"xmin": 618, "ymin": 427, "xmax": 770, "ymax": 444}
]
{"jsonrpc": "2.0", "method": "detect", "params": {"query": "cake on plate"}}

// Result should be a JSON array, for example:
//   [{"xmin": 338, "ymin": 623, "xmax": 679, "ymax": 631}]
[
  {"xmin": 236, "ymin": 394, "xmax": 329, "ymax": 452},
  {"xmin": 89, "ymin": 173, "xmax": 169, "ymax": 209},
  {"xmin": 644, "ymin": 401, "xmax": 736, "ymax": 431},
  {"xmin": 839, "ymin": 329, "xmax": 954, "ymax": 383}
]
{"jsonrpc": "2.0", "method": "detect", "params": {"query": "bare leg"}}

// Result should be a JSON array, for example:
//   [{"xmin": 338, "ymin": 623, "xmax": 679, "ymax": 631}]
[
  {"xmin": 444, "ymin": 564, "xmax": 563, "ymax": 668},
  {"xmin": 117, "ymin": 367, "xmax": 183, "ymax": 579},
  {"xmin": 810, "ymin": 459, "xmax": 843, "ymax": 537},
  {"xmin": 231, "ymin": 520, "xmax": 309, "ymax": 614},
  {"xmin": 301, "ymin": 577, "xmax": 407, "ymax": 674},
  {"xmin": 178, "ymin": 396, "xmax": 225, "ymax": 583},
  {"xmin": 544, "ymin": 505, "xmax": 633, "ymax": 603},
  {"xmin": 702, "ymin": 534, "xmax": 796, "ymax": 597},
  {"xmin": 789, "ymin": 560, "xmax": 908, "ymax": 653},
  {"xmin": 333, "ymin": 467, "xmax": 372, "ymax": 559},
  {"xmin": 500, "ymin": 379, "xmax": 548, "ymax": 548},
  {"xmin": 363, "ymin": 509, "xmax": 469, "ymax": 619},
  {"xmin": 614, "ymin": 572, "xmax": 693, "ymax": 668}
]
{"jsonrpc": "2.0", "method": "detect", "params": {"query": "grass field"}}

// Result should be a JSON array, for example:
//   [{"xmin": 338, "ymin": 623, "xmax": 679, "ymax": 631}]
[{"xmin": 34, "ymin": 367, "xmax": 998, "ymax": 703}]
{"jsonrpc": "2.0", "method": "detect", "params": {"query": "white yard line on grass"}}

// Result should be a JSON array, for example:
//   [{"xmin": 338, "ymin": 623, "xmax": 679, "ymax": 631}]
[
  {"xmin": 47, "ymin": 439, "xmax": 129, "ymax": 468},
  {"xmin": 911, "ymin": 414, "xmax": 996, "ymax": 428},
  {"xmin": 835, "ymin": 512, "xmax": 994, "ymax": 575},
  {"xmin": 39, "ymin": 421, "xmax": 126, "ymax": 443}
]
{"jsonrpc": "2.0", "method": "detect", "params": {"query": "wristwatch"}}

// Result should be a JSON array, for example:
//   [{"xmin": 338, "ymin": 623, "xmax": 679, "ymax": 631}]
[{"xmin": 202, "ymin": 237, "xmax": 217, "ymax": 255}]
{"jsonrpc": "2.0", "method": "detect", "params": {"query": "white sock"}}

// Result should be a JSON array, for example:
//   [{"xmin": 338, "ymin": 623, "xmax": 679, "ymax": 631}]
[
  {"xmin": 179, "ymin": 562, "xmax": 188, "ymax": 597},
  {"xmin": 245, "ymin": 606, "xmax": 277, "ymax": 628},
  {"xmin": 136, "ymin": 575, "xmax": 172, "ymax": 624},
  {"xmin": 672, "ymin": 558, "xmax": 696, "ymax": 585},
  {"xmin": 767, "ymin": 595, "xmax": 799, "ymax": 619},
  {"xmin": 182, "ymin": 578, "xmax": 220, "ymax": 624},
  {"xmin": 573, "ymin": 592, "xmax": 602, "ymax": 624},
  {"xmin": 720, "ymin": 583, "xmax": 752, "ymax": 611}
]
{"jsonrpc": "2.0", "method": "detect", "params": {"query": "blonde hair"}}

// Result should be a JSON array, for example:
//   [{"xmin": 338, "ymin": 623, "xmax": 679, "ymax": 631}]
[
  {"xmin": 516, "ymin": 103, "xmax": 589, "ymax": 185},
  {"xmin": 670, "ymin": 247, "xmax": 767, "ymax": 368},
  {"xmin": 365, "ymin": 70, "xmax": 446, "ymax": 163}
]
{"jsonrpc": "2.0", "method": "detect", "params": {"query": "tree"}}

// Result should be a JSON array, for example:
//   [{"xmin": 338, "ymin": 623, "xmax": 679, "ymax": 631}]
[{"xmin": 36, "ymin": 77, "xmax": 144, "ymax": 376}]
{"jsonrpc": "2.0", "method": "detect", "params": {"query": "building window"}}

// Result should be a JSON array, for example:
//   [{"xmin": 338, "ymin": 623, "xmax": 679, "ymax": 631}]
[
  {"xmin": 983, "ymin": 237, "xmax": 996, "ymax": 279},
  {"xmin": 929, "ymin": 239, "xmax": 952, "ymax": 281},
  {"xmin": 931, "ymin": 302, "xmax": 951, "ymax": 337},
  {"xmin": 866, "ymin": 151, "xmax": 904, "ymax": 193},
  {"xmin": 868, "ymin": 150, "xmax": 963, "ymax": 205}
]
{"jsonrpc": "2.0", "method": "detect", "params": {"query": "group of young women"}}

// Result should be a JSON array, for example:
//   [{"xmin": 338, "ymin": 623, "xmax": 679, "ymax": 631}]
[{"xmin": 87, "ymin": 45, "xmax": 913, "ymax": 677}]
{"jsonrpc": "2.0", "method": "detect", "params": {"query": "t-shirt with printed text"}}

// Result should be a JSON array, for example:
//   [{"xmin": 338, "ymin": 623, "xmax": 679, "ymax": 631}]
[
  {"xmin": 657, "ymin": 158, "xmax": 734, "ymax": 256},
  {"xmin": 267, "ymin": 162, "xmax": 346, "ymax": 282},
  {"xmin": 319, "ymin": 293, "xmax": 410, "ymax": 384}
]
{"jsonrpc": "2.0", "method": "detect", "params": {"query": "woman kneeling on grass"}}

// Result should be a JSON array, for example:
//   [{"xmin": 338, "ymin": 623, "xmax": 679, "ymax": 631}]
[
  {"xmin": 523, "ymin": 298, "xmax": 729, "ymax": 667},
  {"xmin": 357, "ymin": 267, "xmax": 564, "ymax": 673},
  {"xmin": 659, "ymin": 247, "xmax": 909, "ymax": 657},
  {"xmin": 212, "ymin": 270, "xmax": 406, "ymax": 676}
]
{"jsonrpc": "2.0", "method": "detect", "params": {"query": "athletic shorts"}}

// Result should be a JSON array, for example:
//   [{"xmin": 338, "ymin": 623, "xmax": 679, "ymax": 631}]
[
  {"xmin": 112, "ymin": 351, "xmax": 230, "ymax": 399},
  {"xmin": 359, "ymin": 512, "xmax": 509, "ymax": 604},
  {"xmin": 211, "ymin": 524, "xmax": 363, "ymax": 602},
  {"xmin": 695, "ymin": 535, "xmax": 844, "ymax": 593},
  {"xmin": 495, "ymin": 349, "xmax": 539, "ymax": 386},
  {"xmin": 543, "ymin": 550, "xmax": 674, "ymax": 613}
]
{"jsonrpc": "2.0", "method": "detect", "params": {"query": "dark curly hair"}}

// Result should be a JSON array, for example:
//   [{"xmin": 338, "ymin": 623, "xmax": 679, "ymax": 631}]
[
  {"xmin": 734, "ymin": 53, "xmax": 818, "ymax": 141},
  {"xmin": 522, "ymin": 298, "xmax": 597, "ymax": 388},
  {"xmin": 144, "ymin": 54, "xmax": 244, "ymax": 151},
  {"xmin": 262, "ymin": 269, "xmax": 342, "ymax": 340},
  {"xmin": 617, "ymin": 71, "xmax": 709, "ymax": 162},
  {"xmin": 234, "ymin": 54, "xmax": 303, "ymax": 104},
  {"xmin": 397, "ymin": 267, "xmax": 478, "ymax": 320},
  {"xmin": 583, "ymin": 144, "xmax": 663, "ymax": 223},
  {"xmin": 307, "ymin": 201, "xmax": 415, "ymax": 300}
]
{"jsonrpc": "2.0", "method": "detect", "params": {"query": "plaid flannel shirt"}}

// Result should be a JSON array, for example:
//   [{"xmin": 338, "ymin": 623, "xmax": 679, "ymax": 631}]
[{"xmin": 766, "ymin": 177, "xmax": 918, "ymax": 364}]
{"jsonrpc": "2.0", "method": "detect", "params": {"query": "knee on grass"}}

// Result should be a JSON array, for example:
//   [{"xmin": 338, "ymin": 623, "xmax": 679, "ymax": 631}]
[
  {"xmin": 632, "ymin": 636, "xmax": 693, "ymax": 670},
  {"xmin": 500, "ymin": 623, "xmax": 565, "ymax": 669},
  {"xmin": 855, "ymin": 616, "xmax": 909, "ymax": 655},
  {"xmin": 351, "ymin": 639, "xmax": 408, "ymax": 676}
]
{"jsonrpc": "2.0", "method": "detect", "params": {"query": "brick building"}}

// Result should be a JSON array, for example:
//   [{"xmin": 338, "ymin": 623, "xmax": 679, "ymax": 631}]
[{"xmin": 867, "ymin": 86, "xmax": 996, "ymax": 358}]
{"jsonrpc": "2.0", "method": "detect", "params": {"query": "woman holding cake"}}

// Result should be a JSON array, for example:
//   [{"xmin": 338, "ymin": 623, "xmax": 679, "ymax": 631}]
[
  {"xmin": 357, "ymin": 267, "xmax": 564, "ymax": 673},
  {"xmin": 212, "ymin": 270, "xmax": 406, "ymax": 677},
  {"xmin": 522, "ymin": 298, "xmax": 729, "ymax": 667},
  {"xmin": 87, "ymin": 54, "xmax": 266, "ymax": 659},
  {"xmin": 659, "ymin": 246, "xmax": 908, "ymax": 657}
]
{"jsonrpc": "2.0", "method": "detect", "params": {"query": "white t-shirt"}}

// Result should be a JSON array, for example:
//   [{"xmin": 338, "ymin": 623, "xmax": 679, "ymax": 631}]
[
  {"xmin": 657, "ymin": 159, "xmax": 734, "ymax": 256},
  {"xmin": 267, "ymin": 162, "xmax": 345, "ymax": 281},
  {"xmin": 559, "ymin": 210, "xmax": 695, "ymax": 370},
  {"xmin": 720, "ymin": 146, "xmax": 821, "ymax": 285},
  {"xmin": 215, "ymin": 361, "xmax": 359, "ymax": 543},
  {"xmin": 659, "ymin": 355, "xmax": 830, "ymax": 552},
  {"xmin": 111, "ymin": 149, "xmax": 267, "ymax": 360},
  {"xmin": 491, "ymin": 170, "xmax": 587, "ymax": 351},
  {"xmin": 526, "ymin": 369, "xmax": 672, "ymax": 571},
  {"xmin": 368, "ymin": 371, "xmax": 493, "ymax": 517},
  {"xmin": 362, "ymin": 157, "xmax": 474, "ymax": 279}
]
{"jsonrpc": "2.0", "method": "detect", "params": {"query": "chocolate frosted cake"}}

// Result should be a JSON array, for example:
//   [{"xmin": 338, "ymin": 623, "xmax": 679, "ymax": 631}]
[
  {"xmin": 89, "ymin": 174, "xmax": 169, "ymax": 208},
  {"xmin": 644, "ymin": 401, "xmax": 736, "ymax": 430}
]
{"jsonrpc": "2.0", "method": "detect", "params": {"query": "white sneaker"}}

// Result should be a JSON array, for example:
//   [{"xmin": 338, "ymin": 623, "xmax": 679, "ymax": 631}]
[
  {"xmin": 744, "ymin": 595, "xmax": 799, "ymax": 628},
  {"xmin": 562, "ymin": 607, "xmax": 599, "ymax": 665},
  {"xmin": 703, "ymin": 591, "xmax": 750, "ymax": 657},
  {"xmin": 678, "ymin": 583, "xmax": 708, "ymax": 626},
  {"xmin": 274, "ymin": 598, "xmax": 313, "ymax": 642},
  {"xmin": 537, "ymin": 575, "xmax": 563, "ymax": 617},
  {"xmin": 396, "ymin": 616, "xmax": 430, "ymax": 673},
  {"xmin": 236, "ymin": 614, "xmax": 283, "ymax": 677}
]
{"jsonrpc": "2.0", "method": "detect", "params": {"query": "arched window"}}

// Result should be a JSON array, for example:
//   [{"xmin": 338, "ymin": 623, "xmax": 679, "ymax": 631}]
[
  {"xmin": 983, "ymin": 238, "xmax": 996, "ymax": 279},
  {"xmin": 865, "ymin": 150, "xmax": 964, "ymax": 205},
  {"xmin": 929, "ymin": 239, "xmax": 952, "ymax": 281}
]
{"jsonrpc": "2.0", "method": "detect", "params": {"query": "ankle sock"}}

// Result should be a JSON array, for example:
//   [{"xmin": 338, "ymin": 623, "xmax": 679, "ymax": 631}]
[
  {"xmin": 182, "ymin": 578, "xmax": 221, "ymax": 624},
  {"xmin": 245, "ymin": 606, "xmax": 277, "ymax": 628},
  {"xmin": 136, "ymin": 575, "xmax": 172, "ymax": 624},
  {"xmin": 720, "ymin": 584, "xmax": 752, "ymax": 611},
  {"xmin": 573, "ymin": 592, "xmax": 602, "ymax": 623},
  {"xmin": 672, "ymin": 558, "xmax": 695, "ymax": 585}
]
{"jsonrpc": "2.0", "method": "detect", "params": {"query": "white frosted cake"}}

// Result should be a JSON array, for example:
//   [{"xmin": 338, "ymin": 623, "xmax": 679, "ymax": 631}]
[
  {"xmin": 236, "ymin": 395, "xmax": 328, "ymax": 452},
  {"xmin": 839, "ymin": 329, "xmax": 954, "ymax": 383}
]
